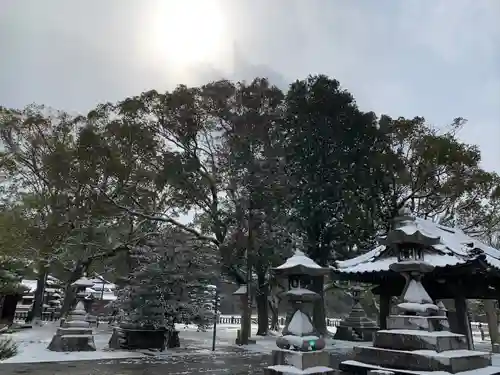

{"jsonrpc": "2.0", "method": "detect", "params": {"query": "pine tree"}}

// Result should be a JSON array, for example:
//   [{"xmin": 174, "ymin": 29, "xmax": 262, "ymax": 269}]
[
  {"xmin": 116, "ymin": 228, "xmax": 219, "ymax": 330},
  {"xmin": 116, "ymin": 246, "xmax": 167, "ymax": 329}
]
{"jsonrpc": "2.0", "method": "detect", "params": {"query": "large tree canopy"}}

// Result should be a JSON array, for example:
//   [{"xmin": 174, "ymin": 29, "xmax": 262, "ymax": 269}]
[{"xmin": 0, "ymin": 74, "xmax": 498, "ymax": 335}]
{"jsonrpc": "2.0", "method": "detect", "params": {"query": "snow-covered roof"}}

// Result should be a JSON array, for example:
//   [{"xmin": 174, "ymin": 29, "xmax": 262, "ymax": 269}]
[
  {"xmin": 334, "ymin": 216, "xmax": 500, "ymax": 275},
  {"xmin": 85, "ymin": 287, "xmax": 117, "ymax": 301},
  {"xmin": 71, "ymin": 276, "xmax": 94, "ymax": 287},
  {"xmin": 21, "ymin": 279, "xmax": 37, "ymax": 293},
  {"xmin": 274, "ymin": 250, "xmax": 328, "ymax": 276},
  {"xmin": 233, "ymin": 285, "xmax": 247, "ymax": 295},
  {"xmin": 90, "ymin": 274, "xmax": 116, "ymax": 289},
  {"xmin": 20, "ymin": 275, "xmax": 62, "ymax": 293}
]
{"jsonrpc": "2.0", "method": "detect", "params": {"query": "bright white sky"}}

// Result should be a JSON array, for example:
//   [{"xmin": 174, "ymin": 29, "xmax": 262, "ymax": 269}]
[{"xmin": 0, "ymin": 0, "xmax": 499, "ymax": 173}]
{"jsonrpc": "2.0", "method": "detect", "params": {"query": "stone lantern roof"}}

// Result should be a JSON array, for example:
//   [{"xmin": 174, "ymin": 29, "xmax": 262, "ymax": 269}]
[
  {"xmin": 332, "ymin": 208, "xmax": 500, "ymax": 283},
  {"xmin": 273, "ymin": 250, "xmax": 329, "ymax": 276}
]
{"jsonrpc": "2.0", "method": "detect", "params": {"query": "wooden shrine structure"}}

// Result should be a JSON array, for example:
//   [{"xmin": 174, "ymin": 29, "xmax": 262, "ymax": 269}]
[{"xmin": 331, "ymin": 207, "xmax": 500, "ymax": 350}]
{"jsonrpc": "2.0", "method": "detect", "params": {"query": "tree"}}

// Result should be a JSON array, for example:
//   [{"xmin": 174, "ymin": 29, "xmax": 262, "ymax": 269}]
[
  {"xmin": 378, "ymin": 115, "xmax": 500, "ymax": 228},
  {"xmin": 116, "ymin": 229, "xmax": 218, "ymax": 333},
  {"xmin": 0, "ymin": 105, "xmax": 84, "ymax": 321},
  {"xmin": 214, "ymin": 78, "xmax": 291, "ymax": 336},
  {"xmin": 94, "ymin": 80, "xmax": 289, "ymax": 341},
  {"xmin": 280, "ymin": 75, "xmax": 391, "ymax": 334}
]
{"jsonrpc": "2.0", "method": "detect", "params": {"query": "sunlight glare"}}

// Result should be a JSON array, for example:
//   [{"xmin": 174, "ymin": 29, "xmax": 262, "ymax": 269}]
[{"xmin": 147, "ymin": 1, "xmax": 228, "ymax": 70}]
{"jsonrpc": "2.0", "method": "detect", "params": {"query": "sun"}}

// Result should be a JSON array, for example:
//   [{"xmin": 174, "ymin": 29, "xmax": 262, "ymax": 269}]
[{"xmin": 145, "ymin": 0, "xmax": 228, "ymax": 71}]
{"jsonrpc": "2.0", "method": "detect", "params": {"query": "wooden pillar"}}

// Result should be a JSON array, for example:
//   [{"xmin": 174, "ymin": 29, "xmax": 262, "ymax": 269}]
[
  {"xmin": 455, "ymin": 295, "xmax": 473, "ymax": 350},
  {"xmin": 379, "ymin": 294, "xmax": 390, "ymax": 330}
]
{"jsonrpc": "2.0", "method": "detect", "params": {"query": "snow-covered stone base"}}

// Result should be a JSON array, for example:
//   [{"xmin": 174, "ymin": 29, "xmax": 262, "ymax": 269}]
[
  {"xmin": 351, "ymin": 346, "xmax": 491, "ymax": 374},
  {"xmin": 340, "ymin": 360, "xmax": 500, "ymax": 375},
  {"xmin": 47, "ymin": 333, "xmax": 96, "ymax": 352},
  {"xmin": 264, "ymin": 364, "xmax": 335, "ymax": 374},
  {"xmin": 373, "ymin": 329, "xmax": 467, "ymax": 352},
  {"xmin": 268, "ymin": 349, "xmax": 333, "ymax": 373}
]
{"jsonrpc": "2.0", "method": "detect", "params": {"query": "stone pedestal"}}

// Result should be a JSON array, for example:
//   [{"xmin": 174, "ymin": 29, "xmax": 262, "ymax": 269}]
[
  {"xmin": 47, "ymin": 301, "xmax": 96, "ymax": 352},
  {"xmin": 265, "ymin": 349, "xmax": 335, "ymax": 374}
]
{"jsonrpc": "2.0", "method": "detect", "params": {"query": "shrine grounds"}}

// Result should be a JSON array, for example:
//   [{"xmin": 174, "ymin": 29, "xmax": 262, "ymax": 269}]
[{"xmin": 0, "ymin": 318, "xmax": 496, "ymax": 375}]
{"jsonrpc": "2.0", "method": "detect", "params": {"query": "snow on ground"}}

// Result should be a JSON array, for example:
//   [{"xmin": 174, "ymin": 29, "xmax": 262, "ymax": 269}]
[
  {"xmin": 2, "ymin": 320, "xmax": 500, "ymax": 367},
  {"xmin": 0, "ymin": 322, "xmax": 145, "ymax": 364},
  {"xmin": 175, "ymin": 322, "xmax": 361, "ymax": 355}
]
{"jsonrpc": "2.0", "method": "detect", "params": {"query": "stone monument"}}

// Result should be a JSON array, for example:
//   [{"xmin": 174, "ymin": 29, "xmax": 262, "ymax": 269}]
[
  {"xmin": 334, "ymin": 285, "xmax": 378, "ymax": 342},
  {"xmin": 48, "ymin": 276, "xmax": 96, "ymax": 352},
  {"xmin": 265, "ymin": 250, "xmax": 334, "ymax": 375},
  {"xmin": 339, "ymin": 207, "xmax": 498, "ymax": 375}
]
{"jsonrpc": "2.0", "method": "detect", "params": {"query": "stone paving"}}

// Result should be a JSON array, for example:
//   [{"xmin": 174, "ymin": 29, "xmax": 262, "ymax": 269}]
[{"xmin": 0, "ymin": 349, "xmax": 353, "ymax": 375}]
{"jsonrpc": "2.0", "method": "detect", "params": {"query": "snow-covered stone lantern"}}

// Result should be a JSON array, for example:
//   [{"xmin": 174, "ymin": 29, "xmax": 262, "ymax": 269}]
[
  {"xmin": 72, "ymin": 275, "xmax": 94, "ymax": 300},
  {"xmin": 47, "ymin": 275, "xmax": 96, "ymax": 352},
  {"xmin": 339, "ymin": 206, "xmax": 493, "ymax": 374},
  {"xmin": 265, "ymin": 250, "xmax": 334, "ymax": 375},
  {"xmin": 334, "ymin": 284, "xmax": 378, "ymax": 342},
  {"xmin": 72, "ymin": 275, "xmax": 95, "ymax": 315}
]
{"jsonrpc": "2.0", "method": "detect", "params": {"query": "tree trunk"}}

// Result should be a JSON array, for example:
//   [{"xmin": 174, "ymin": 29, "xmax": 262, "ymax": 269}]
[
  {"xmin": 311, "ymin": 275, "xmax": 327, "ymax": 335},
  {"xmin": 31, "ymin": 266, "xmax": 47, "ymax": 323},
  {"xmin": 484, "ymin": 299, "xmax": 498, "ymax": 348},
  {"xmin": 240, "ymin": 200, "xmax": 254, "ymax": 344},
  {"xmin": 269, "ymin": 299, "xmax": 280, "ymax": 332},
  {"xmin": 256, "ymin": 271, "xmax": 269, "ymax": 336}
]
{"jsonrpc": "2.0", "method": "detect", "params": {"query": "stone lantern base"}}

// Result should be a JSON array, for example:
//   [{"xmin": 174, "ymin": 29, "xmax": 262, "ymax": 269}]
[
  {"xmin": 47, "ymin": 302, "xmax": 96, "ymax": 352},
  {"xmin": 265, "ymin": 349, "xmax": 334, "ymax": 374}
]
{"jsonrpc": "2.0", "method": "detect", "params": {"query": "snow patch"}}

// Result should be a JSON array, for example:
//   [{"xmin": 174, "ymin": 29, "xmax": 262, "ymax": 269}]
[
  {"xmin": 404, "ymin": 279, "xmax": 433, "ymax": 304},
  {"xmin": 343, "ymin": 359, "xmax": 500, "ymax": 375},
  {"xmin": 377, "ymin": 329, "xmax": 463, "ymax": 337},
  {"xmin": 0, "ymin": 322, "xmax": 144, "ymax": 364},
  {"xmin": 287, "ymin": 310, "xmax": 314, "ymax": 336},
  {"xmin": 267, "ymin": 365, "xmax": 333, "ymax": 374}
]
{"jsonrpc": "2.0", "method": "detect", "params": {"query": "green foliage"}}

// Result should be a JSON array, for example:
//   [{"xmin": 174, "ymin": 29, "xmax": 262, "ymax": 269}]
[
  {"xmin": 116, "ymin": 229, "xmax": 219, "ymax": 329},
  {"xmin": 379, "ymin": 115, "xmax": 500, "ymax": 226},
  {"xmin": 1, "ymin": 73, "xmax": 498, "ymax": 332},
  {"xmin": 0, "ymin": 337, "xmax": 18, "ymax": 360},
  {"xmin": 280, "ymin": 75, "xmax": 390, "ymax": 263}
]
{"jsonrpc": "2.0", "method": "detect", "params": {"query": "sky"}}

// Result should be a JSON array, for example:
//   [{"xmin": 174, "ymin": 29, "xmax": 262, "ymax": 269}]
[{"xmin": 0, "ymin": 0, "xmax": 499, "ymax": 173}]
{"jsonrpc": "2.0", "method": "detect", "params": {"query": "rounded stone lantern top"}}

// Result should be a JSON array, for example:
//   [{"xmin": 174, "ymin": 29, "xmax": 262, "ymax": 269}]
[
  {"xmin": 273, "ymin": 250, "xmax": 329, "ymax": 277},
  {"xmin": 71, "ymin": 276, "xmax": 94, "ymax": 288}
]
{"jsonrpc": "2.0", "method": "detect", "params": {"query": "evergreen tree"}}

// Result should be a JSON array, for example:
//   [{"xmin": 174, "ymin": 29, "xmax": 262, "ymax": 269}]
[
  {"xmin": 116, "ymin": 246, "xmax": 167, "ymax": 329},
  {"xmin": 116, "ymin": 228, "xmax": 218, "ymax": 330}
]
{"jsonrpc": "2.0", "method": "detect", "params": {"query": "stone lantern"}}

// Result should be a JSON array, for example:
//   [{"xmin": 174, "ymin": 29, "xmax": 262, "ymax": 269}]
[
  {"xmin": 72, "ymin": 275, "xmax": 94, "ymax": 305},
  {"xmin": 47, "ymin": 275, "xmax": 96, "ymax": 352},
  {"xmin": 265, "ymin": 250, "xmax": 334, "ymax": 375},
  {"xmin": 339, "ymin": 207, "xmax": 493, "ymax": 374},
  {"xmin": 334, "ymin": 284, "xmax": 378, "ymax": 341}
]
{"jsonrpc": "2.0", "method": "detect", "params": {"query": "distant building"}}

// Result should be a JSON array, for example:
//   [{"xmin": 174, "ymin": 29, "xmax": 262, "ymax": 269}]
[{"xmin": 85, "ymin": 275, "xmax": 117, "ymax": 302}]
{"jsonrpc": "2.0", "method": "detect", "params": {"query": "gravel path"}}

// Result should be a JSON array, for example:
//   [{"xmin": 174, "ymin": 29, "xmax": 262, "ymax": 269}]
[{"xmin": 0, "ymin": 349, "xmax": 353, "ymax": 375}]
